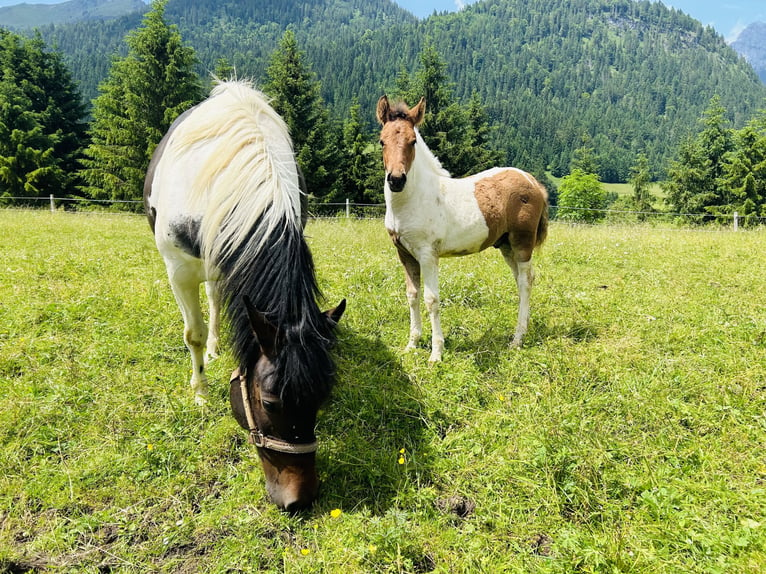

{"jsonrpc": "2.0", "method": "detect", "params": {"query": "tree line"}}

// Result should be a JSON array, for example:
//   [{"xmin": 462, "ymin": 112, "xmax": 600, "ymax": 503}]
[{"xmin": 1, "ymin": 1, "xmax": 765, "ymax": 223}]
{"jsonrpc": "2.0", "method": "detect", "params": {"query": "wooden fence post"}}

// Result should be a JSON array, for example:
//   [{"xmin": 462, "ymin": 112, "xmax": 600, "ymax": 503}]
[{"xmin": 50, "ymin": 194, "xmax": 55, "ymax": 213}]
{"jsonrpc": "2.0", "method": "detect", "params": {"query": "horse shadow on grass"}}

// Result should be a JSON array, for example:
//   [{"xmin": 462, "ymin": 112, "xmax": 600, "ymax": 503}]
[
  {"xmin": 313, "ymin": 329, "xmax": 433, "ymax": 514},
  {"xmin": 446, "ymin": 315, "xmax": 600, "ymax": 372}
]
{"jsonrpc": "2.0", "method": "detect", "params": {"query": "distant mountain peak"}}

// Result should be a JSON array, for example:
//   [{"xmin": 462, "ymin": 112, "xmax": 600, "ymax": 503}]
[{"xmin": 731, "ymin": 21, "xmax": 766, "ymax": 84}]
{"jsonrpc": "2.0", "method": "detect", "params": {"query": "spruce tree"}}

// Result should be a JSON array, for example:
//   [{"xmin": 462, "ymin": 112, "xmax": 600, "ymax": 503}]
[
  {"xmin": 79, "ymin": 0, "xmax": 202, "ymax": 207},
  {"xmin": 664, "ymin": 96, "xmax": 734, "ymax": 220},
  {"xmin": 629, "ymin": 153, "xmax": 654, "ymax": 219},
  {"xmin": 0, "ymin": 30, "xmax": 87, "ymax": 202},
  {"xmin": 264, "ymin": 30, "xmax": 338, "ymax": 200},
  {"xmin": 328, "ymin": 98, "xmax": 382, "ymax": 205}
]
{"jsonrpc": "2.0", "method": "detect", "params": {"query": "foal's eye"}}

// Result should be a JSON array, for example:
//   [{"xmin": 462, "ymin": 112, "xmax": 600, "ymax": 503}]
[
  {"xmin": 379, "ymin": 140, "xmax": 385, "ymax": 147},
  {"xmin": 410, "ymin": 139, "xmax": 416, "ymax": 147}
]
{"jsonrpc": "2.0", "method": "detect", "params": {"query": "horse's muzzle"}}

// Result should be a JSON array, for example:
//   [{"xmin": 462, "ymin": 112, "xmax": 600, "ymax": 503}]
[{"xmin": 387, "ymin": 173, "xmax": 407, "ymax": 192}]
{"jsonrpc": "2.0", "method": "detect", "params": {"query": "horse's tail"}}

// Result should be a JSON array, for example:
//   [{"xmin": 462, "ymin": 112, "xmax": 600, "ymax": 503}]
[{"xmin": 535, "ymin": 182, "xmax": 549, "ymax": 247}]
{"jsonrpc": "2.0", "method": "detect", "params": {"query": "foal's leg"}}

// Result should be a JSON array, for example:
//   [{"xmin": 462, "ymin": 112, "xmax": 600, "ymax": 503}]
[
  {"xmin": 204, "ymin": 280, "xmax": 220, "ymax": 363},
  {"xmin": 396, "ymin": 246, "xmax": 422, "ymax": 351},
  {"xmin": 499, "ymin": 244, "xmax": 534, "ymax": 348},
  {"xmin": 167, "ymin": 267, "xmax": 209, "ymax": 404},
  {"xmin": 419, "ymin": 255, "xmax": 444, "ymax": 362}
]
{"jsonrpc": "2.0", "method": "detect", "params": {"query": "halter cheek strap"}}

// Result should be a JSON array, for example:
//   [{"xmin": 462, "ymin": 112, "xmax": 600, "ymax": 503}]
[{"xmin": 238, "ymin": 373, "xmax": 318, "ymax": 455}]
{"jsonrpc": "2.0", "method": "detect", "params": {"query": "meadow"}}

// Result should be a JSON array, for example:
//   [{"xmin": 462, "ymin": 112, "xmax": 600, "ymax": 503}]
[{"xmin": 0, "ymin": 210, "xmax": 764, "ymax": 573}]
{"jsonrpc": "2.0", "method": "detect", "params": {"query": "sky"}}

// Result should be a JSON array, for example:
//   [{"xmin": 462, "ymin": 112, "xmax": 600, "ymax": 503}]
[{"xmin": 394, "ymin": 0, "xmax": 766, "ymax": 42}]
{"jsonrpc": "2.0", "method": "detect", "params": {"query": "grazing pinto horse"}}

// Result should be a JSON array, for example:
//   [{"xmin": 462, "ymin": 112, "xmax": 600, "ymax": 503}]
[
  {"xmin": 144, "ymin": 80, "xmax": 345, "ymax": 511},
  {"xmin": 377, "ymin": 96, "xmax": 548, "ymax": 362}
]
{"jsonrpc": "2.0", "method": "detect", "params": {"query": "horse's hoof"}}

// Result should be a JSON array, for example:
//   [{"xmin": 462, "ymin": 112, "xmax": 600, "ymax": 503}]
[
  {"xmin": 428, "ymin": 353, "xmax": 442, "ymax": 363},
  {"xmin": 194, "ymin": 393, "xmax": 209, "ymax": 406}
]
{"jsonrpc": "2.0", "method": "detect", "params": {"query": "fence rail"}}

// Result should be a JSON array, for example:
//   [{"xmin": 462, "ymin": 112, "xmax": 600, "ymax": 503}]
[{"xmin": 1, "ymin": 194, "xmax": 764, "ymax": 230}]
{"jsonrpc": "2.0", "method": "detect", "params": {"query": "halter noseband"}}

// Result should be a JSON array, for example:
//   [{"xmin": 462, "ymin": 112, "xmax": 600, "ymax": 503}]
[{"xmin": 237, "ymin": 372, "xmax": 318, "ymax": 455}]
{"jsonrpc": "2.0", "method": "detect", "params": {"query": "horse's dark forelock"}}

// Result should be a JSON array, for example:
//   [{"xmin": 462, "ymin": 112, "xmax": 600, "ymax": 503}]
[{"xmin": 217, "ymin": 212, "xmax": 337, "ymax": 407}]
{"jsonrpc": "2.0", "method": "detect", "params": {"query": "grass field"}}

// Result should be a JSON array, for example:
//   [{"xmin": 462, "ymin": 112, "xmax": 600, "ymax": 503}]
[{"xmin": 0, "ymin": 211, "xmax": 764, "ymax": 573}]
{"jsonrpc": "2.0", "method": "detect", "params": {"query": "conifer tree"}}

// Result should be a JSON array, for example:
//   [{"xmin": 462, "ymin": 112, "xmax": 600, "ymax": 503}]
[
  {"xmin": 629, "ymin": 153, "xmax": 654, "ymax": 219},
  {"xmin": 0, "ymin": 30, "xmax": 87, "ymax": 202},
  {"xmin": 664, "ymin": 96, "xmax": 734, "ymax": 219},
  {"xmin": 79, "ymin": 0, "xmax": 202, "ymax": 206},
  {"xmin": 264, "ymin": 30, "xmax": 339, "ymax": 200},
  {"xmin": 328, "ymin": 98, "xmax": 382, "ymax": 205}
]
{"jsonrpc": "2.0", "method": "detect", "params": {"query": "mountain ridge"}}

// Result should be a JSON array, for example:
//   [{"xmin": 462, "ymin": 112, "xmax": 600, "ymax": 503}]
[{"xmin": 5, "ymin": 0, "xmax": 766, "ymax": 181}]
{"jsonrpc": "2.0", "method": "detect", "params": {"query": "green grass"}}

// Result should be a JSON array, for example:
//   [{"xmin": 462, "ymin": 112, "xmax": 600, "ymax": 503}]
[{"xmin": 1, "ymin": 211, "xmax": 764, "ymax": 573}]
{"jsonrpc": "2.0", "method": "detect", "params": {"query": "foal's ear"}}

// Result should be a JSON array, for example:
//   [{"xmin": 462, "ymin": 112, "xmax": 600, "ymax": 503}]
[
  {"xmin": 243, "ymin": 295, "xmax": 277, "ymax": 355},
  {"xmin": 376, "ymin": 95, "xmax": 390, "ymax": 125},
  {"xmin": 411, "ymin": 97, "xmax": 426, "ymax": 126},
  {"xmin": 325, "ymin": 299, "xmax": 346, "ymax": 325}
]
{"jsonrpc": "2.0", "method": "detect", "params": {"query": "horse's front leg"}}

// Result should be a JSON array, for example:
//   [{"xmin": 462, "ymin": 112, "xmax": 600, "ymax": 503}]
[
  {"xmin": 204, "ymin": 280, "xmax": 220, "ymax": 363},
  {"xmin": 396, "ymin": 246, "xmax": 422, "ymax": 350},
  {"xmin": 419, "ymin": 255, "xmax": 444, "ymax": 363},
  {"xmin": 167, "ymin": 267, "xmax": 209, "ymax": 405}
]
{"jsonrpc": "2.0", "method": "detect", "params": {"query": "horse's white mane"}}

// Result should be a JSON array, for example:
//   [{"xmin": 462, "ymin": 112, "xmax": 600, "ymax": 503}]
[
  {"xmin": 170, "ymin": 79, "xmax": 302, "ymax": 269},
  {"xmin": 414, "ymin": 128, "xmax": 451, "ymax": 178}
]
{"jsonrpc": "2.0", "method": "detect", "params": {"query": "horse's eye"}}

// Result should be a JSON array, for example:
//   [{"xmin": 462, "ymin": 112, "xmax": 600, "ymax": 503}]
[
  {"xmin": 410, "ymin": 139, "xmax": 417, "ymax": 147},
  {"xmin": 262, "ymin": 399, "xmax": 282, "ymax": 414},
  {"xmin": 379, "ymin": 140, "xmax": 385, "ymax": 147}
]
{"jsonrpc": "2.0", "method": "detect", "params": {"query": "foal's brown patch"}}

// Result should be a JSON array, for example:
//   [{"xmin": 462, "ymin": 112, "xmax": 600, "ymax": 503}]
[{"xmin": 474, "ymin": 170, "xmax": 548, "ymax": 258}]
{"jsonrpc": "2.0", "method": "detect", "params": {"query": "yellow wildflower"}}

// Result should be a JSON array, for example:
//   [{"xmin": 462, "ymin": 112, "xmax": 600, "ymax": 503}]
[
  {"xmin": 330, "ymin": 508, "xmax": 342, "ymax": 518},
  {"xmin": 147, "ymin": 443, "xmax": 154, "ymax": 451},
  {"xmin": 300, "ymin": 548, "xmax": 310, "ymax": 556}
]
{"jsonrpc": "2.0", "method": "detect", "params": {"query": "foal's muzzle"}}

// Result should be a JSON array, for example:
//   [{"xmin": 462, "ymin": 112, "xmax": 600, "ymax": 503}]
[{"xmin": 387, "ymin": 173, "xmax": 407, "ymax": 192}]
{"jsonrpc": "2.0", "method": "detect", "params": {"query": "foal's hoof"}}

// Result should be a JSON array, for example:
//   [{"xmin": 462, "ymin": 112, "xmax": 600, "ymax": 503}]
[
  {"xmin": 194, "ymin": 392, "xmax": 209, "ymax": 406},
  {"xmin": 428, "ymin": 351, "xmax": 443, "ymax": 363},
  {"xmin": 509, "ymin": 338, "xmax": 523, "ymax": 349}
]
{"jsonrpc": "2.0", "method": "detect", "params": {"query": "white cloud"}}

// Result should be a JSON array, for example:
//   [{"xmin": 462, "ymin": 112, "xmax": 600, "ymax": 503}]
[{"xmin": 455, "ymin": 0, "xmax": 466, "ymax": 10}]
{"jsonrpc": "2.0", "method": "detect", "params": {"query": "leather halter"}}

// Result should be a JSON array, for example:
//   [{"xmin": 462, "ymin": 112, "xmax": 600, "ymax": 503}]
[{"xmin": 237, "ymin": 372, "xmax": 318, "ymax": 455}]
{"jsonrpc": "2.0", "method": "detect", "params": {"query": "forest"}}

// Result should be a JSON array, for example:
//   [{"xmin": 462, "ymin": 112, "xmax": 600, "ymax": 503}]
[
  {"xmin": 29, "ymin": 0, "xmax": 766, "ymax": 183},
  {"xmin": 2, "ymin": 0, "xmax": 766, "ymax": 219}
]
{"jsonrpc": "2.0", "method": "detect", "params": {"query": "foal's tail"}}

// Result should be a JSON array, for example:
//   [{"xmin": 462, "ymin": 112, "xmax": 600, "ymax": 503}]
[{"xmin": 535, "ymin": 184, "xmax": 549, "ymax": 247}]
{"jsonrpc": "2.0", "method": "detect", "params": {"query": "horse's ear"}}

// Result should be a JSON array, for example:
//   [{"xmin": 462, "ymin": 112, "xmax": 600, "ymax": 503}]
[
  {"xmin": 376, "ymin": 96, "xmax": 390, "ymax": 125},
  {"xmin": 325, "ymin": 299, "xmax": 346, "ymax": 326},
  {"xmin": 411, "ymin": 97, "xmax": 426, "ymax": 126},
  {"xmin": 243, "ymin": 295, "xmax": 277, "ymax": 355}
]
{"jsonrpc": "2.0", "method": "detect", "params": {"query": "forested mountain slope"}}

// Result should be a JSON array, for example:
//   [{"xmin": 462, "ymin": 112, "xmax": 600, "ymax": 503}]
[
  {"xmin": 27, "ymin": 0, "xmax": 766, "ymax": 181},
  {"xmin": 0, "ymin": 0, "xmax": 145, "ymax": 28}
]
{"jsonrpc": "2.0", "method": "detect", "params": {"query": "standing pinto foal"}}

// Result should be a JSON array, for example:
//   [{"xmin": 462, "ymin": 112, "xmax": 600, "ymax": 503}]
[{"xmin": 377, "ymin": 96, "xmax": 548, "ymax": 362}]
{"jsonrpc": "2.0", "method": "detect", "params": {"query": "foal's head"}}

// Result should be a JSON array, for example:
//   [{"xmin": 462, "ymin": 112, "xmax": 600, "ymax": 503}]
[
  {"xmin": 229, "ymin": 296, "xmax": 345, "ymax": 512},
  {"xmin": 376, "ymin": 96, "xmax": 426, "ymax": 192}
]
